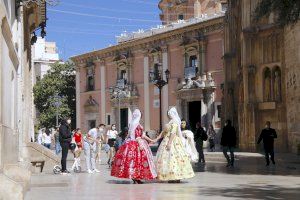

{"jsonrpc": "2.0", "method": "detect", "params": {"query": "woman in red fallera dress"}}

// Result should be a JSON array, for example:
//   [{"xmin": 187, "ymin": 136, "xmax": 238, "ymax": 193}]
[{"xmin": 111, "ymin": 109, "xmax": 157, "ymax": 184}]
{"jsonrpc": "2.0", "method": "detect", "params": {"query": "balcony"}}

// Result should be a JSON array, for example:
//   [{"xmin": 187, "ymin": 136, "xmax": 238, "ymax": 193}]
[
  {"xmin": 184, "ymin": 66, "xmax": 197, "ymax": 79},
  {"xmin": 109, "ymin": 81, "xmax": 138, "ymax": 100}
]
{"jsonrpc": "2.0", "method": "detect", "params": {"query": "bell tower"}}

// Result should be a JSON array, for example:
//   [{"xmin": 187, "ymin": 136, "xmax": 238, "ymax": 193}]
[{"xmin": 158, "ymin": 0, "xmax": 226, "ymax": 25}]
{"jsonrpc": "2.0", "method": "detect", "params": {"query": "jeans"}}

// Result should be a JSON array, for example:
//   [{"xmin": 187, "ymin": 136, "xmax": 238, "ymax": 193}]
[
  {"xmin": 61, "ymin": 142, "xmax": 70, "ymax": 172},
  {"xmin": 84, "ymin": 141, "xmax": 97, "ymax": 171},
  {"xmin": 265, "ymin": 148, "xmax": 275, "ymax": 165},
  {"xmin": 222, "ymin": 146, "xmax": 235, "ymax": 165},
  {"xmin": 55, "ymin": 142, "xmax": 62, "ymax": 155},
  {"xmin": 44, "ymin": 143, "xmax": 51, "ymax": 149}
]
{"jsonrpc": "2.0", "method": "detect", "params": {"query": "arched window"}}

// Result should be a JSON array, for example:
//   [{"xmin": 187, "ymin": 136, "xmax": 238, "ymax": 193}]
[
  {"xmin": 263, "ymin": 67, "xmax": 272, "ymax": 102},
  {"xmin": 273, "ymin": 66, "xmax": 281, "ymax": 102}
]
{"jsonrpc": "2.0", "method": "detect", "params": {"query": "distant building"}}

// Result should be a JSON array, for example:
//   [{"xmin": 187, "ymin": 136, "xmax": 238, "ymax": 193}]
[
  {"xmin": 32, "ymin": 37, "xmax": 60, "ymax": 81},
  {"xmin": 32, "ymin": 37, "xmax": 60, "ymax": 127},
  {"xmin": 72, "ymin": 0, "xmax": 227, "ymax": 134}
]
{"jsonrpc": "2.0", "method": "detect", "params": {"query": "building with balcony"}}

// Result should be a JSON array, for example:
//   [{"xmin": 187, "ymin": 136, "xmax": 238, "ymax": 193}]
[{"xmin": 72, "ymin": 0, "xmax": 226, "ymax": 134}]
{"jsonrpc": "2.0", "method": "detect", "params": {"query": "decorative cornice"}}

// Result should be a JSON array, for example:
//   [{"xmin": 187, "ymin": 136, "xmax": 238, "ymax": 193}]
[{"xmin": 71, "ymin": 17, "xmax": 224, "ymax": 62}]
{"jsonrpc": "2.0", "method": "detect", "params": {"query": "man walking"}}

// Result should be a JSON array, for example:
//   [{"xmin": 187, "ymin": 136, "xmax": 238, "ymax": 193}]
[
  {"xmin": 59, "ymin": 118, "xmax": 72, "ymax": 174},
  {"xmin": 84, "ymin": 125, "xmax": 101, "ymax": 173},
  {"xmin": 221, "ymin": 120, "xmax": 236, "ymax": 167},
  {"xmin": 194, "ymin": 122, "xmax": 207, "ymax": 163},
  {"xmin": 257, "ymin": 121, "xmax": 277, "ymax": 166}
]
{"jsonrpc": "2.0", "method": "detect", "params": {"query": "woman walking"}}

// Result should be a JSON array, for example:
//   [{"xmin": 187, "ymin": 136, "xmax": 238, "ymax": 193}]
[
  {"xmin": 154, "ymin": 107, "xmax": 194, "ymax": 183},
  {"xmin": 207, "ymin": 124, "xmax": 217, "ymax": 152},
  {"xmin": 111, "ymin": 109, "xmax": 157, "ymax": 184},
  {"xmin": 71, "ymin": 128, "xmax": 83, "ymax": 171},
  {"xmin": 106, "ymin": 124, "xmax": 118, "ymax": 166}
]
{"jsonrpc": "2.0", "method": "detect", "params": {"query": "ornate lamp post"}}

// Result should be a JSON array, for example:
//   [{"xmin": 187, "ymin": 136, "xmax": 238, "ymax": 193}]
[{"xmin": 150, "ymin": 64, "xmax": 170, "ymax": 132}]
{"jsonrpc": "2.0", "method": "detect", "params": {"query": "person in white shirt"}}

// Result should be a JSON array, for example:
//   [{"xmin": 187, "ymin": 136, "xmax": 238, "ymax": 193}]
[
  {"xmin": 43, "ymin": 129, "xmax": 52, "ymax": 149},
  {"xmin": 37, "ymin": 129, "xmax": 43, "ymax": 145},
  {"xmin": 106, "ymin": 124, "xmax": 118, "ymax": 166},
  {"xmin": 84, "ymin": 125, "xmax": 101, "ymax": 173}
]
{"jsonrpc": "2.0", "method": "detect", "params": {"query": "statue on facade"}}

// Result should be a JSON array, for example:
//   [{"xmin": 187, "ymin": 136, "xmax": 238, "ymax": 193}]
[
  {"xmin": 264, "ymin": 71, "xmax": 272, "ymax": 101},
  {"xmin": 274, "ymin": 70, "xmax": 281, "ymax": 101}
]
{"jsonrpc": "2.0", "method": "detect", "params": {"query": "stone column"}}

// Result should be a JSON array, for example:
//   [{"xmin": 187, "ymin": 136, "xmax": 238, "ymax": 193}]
[
  {"xmin": 100, "ymin": 60, "xmax": 106, "ymax": 124},
  {"xmin": 205, "ymin": 90, "xmax": 214, "ymax": 129},
  {"xmin": 143, "ymin": 54, "xmax": 150, "ymax": 130},
  {"xmin": 162, "ymin": 46, "xmax": 169, "ymax": 126},
  {"xmin": 0, "ymin": 12, "xmax": 4, "ymax": 169},
  {"xmin": 200, "ymin": 41, "xmax": 207, "ymax": 75},
  {"xmin": 201, "ymin": 93, "xmax": 207, "ymax": 127},
  {"xmin": 75, "ymin": 67, "xmax": 81, "ymax": 127}
]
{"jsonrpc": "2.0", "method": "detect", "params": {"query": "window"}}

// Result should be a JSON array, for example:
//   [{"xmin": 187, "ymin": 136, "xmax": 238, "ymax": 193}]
[
  {"xmin": 86, "ymin": 66, "xmax": 95, "ymax": 91},
  {"xmin": 178, "ymin": 14, "xmax": 184, "ymax": 20},
  {"xmin": 189, "ymin": 55, "xmax": 197, "ymax": 67},
  {"xmin": 106, "ymin": 114, "xmax": 111, "ymax": 125},
  {"xmin": 272, "ymin": 66, "xmax": 281, "ymax": 102},
  {"xmin": 88, "ymin": 120, "xmax": 96, "ymax": 130},
  {"xmin": 217, "ymin": 105, "xmax": 222, "ymax": 119}
]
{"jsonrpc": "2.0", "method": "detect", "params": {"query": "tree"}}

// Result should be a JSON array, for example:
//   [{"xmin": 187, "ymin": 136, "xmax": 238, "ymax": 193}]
[
  {"xmin": 254, "ymin": 0, "xmax": 300, "ymax": 26},
  {"xmin": 33, "ymin": 62, "xmax": 76, "ymax": 129}
]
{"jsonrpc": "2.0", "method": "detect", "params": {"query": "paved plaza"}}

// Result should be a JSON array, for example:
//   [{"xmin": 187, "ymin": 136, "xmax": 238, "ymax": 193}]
[{"xmin": 25, "ymin": 151, "xmax": 300, "ymax": 200}]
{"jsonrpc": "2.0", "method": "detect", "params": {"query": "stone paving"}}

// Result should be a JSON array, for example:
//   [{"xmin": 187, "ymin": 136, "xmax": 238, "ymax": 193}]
[{"xmin": 25, "ymin": 151, "xmax": 300, "ymax": 200}]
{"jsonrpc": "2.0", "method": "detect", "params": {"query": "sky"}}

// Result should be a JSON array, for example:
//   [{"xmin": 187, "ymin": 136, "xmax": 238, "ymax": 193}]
[{"xmin": 45, "ymin": 0, "xmax": 162, "ymax": 61}]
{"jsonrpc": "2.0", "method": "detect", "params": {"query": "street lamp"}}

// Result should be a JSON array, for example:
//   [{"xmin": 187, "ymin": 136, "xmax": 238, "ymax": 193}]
[
  {"xmin": 150, "ymin": 64, "xmax": 170, "ymax": 132},
  {"xmin": 53, "ymin": 94, "xmax": 62, "ymax": 127},
  {"xmin": 109, "ymin": 87, "xmax": 127, "ymax": 131}
]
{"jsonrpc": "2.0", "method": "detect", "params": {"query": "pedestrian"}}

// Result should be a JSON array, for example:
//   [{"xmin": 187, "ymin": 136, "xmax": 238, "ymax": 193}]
[
  {"xmin": 194, "ymin": 122, "xmax": 207, "ymax": 163},
  {"xmin": 59, "ymin": 118, "xmax": 72, "ymax": 174},
  {"xmin": 181, "ymin": 119, "xmax": 199, "ymax": 163},
  {"xmin": 84, "ymin": 125, "xmax": 101, "ymax": 173},
  {"xmin": 96, "ymin": 124, "xmax": 106, "ymax": 164},
  {"xmin": 257, "ymin": 121, "xmax": 277, "ymax": 166},
  {"xmin": 37, "ymin": 128, "xmax": 43, "ymax": 145},
  {"xmin": 54, "ymin": 127, "xmax": 62, "ymax": 155},
  {"xmin": 106, "ymin": 124, "xmax": 118, "ymax": 166},
  {"xmin": 111, "ymin": 109, "xmax": 157, "ymax": 184},
  {"xmin": 221, "ymin": 119, "xmax": 236, "ymax": 167},
  {"xmin": 43, "ymin": 128, "xmax": 52, "ymax": 149},
  {"xmin": 71, "ymin": 128, "xmax": 83, "ymax": 171},
  {"xmin": 207, "ymin": 124, "xmax": 217, "ymax": 152},
  {"xmin": 154, "ymin": 107, "xmax": 194, "ymax": 183},
  {"xmin": 114, "ymin": 127, "xmax": 128, "ymax": 152}
]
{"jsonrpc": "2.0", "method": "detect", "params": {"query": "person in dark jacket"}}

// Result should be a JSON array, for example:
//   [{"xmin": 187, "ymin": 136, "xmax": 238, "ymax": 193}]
[
  {"xmin": 194, "ymin": 122, "xmax": 207, "ymax": 163},
  {"xmin": 59, "ymin": 118, "xmax": 72, "ymax": 174},
  {"xmin": 257, "ymin": 121, "xmax": 277, "ymax": 166},
  {"xmin": 221, "ymin": 120, "xmax": 236, "ymax": 167}
]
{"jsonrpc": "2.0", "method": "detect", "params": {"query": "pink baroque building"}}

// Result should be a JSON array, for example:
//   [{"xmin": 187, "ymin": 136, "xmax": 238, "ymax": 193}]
[{"xmin": 71, "ymin": 0, "xmax": 227, "ymax": 133}]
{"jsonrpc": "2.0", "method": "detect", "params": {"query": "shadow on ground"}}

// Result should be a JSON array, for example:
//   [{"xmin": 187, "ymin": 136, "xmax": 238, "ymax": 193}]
[
  {"xmin": 193, "ymin": 155, "xmax": 300, "ymax": 176},
  {"xmin": 195, "ymin": 184, "xmax": 300, "ymax": 200}
]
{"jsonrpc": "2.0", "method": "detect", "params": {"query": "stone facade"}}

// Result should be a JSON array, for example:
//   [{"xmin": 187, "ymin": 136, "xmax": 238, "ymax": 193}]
[
  {"xmin": 72, "ymin": 1, "xmax": 226, "ymax": 134},
  {"xmin": 284, "ymin": 22, "xmax": 300, "ymax": 154},
  {"xmin": 0, "ymin": 0, "xmax": 47, "ymax": 199},
  {"xmin": 223, "ymin": 0, "xmax": 300, "ymax": 153}
]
